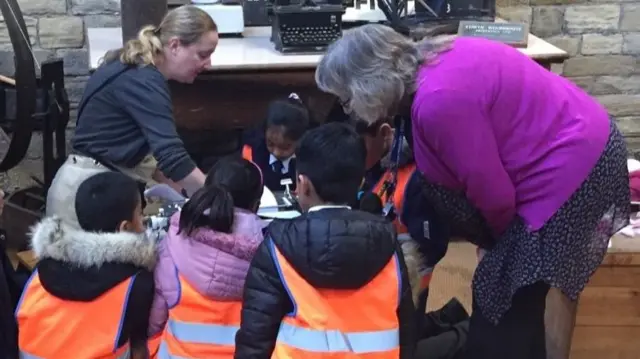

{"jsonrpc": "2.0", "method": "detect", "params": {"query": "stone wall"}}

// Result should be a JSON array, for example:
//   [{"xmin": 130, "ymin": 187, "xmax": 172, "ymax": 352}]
[
  {"xmin": 0, "ymin": 0, "xmax": 121, "ymax": 188},
  {"xmin": 498, "ymin": 0, "xmax": 640, "ymax": 151},
  {"xmin": 1, "ymin": 0, "xmax": 122, "ymax": 112}
]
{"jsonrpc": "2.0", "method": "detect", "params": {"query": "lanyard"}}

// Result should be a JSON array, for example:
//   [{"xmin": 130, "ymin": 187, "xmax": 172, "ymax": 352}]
[{"xmin": 379, "ymin": 117, "xmax": 405, "ymax": 205}]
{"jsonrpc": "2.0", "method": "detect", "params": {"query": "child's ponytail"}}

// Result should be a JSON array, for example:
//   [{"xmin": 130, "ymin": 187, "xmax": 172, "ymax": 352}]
[{"xmin": 178, "ymin": 184, "xmax": 235, "ymax": 236}]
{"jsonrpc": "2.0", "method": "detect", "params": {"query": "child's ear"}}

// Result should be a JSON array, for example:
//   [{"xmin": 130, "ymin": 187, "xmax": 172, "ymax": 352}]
[
  {"xmin": 118, "ymin": 220, "xmax": 132, "ymax": 233},
  {"xmin": 379, "ymin": 123, "xmax": 393, "ymax": 139},
  {"xmin": 297, "ymin": 174, "xmax": 315, "ymax": 197}
]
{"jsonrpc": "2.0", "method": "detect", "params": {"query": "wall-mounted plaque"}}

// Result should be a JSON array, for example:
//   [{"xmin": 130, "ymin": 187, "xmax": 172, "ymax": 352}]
[{"xmin": 457, "ymin": 21, "xmax": 528, "ymax": 47}]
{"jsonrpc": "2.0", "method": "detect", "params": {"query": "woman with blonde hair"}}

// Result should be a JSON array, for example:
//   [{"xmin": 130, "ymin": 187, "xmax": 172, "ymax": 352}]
[
  {"xmin": 316, "ymin": 24, "xmax": 629, "ymax": 358},
  {"xmin": 47, "ymin": 5, "xmax": 218, "ymax": 227}
]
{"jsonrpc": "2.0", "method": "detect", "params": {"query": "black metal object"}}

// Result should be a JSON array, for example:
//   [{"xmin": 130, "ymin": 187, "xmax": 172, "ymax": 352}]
[
  {"xmin": 39, "ymin": 60, "xmax": 70, "ymax": 190},
  {"xmin": 271, "ymin": 3, "xmax": 345, "ymax": 53},
  {"xmin": 0, "ymin": 0, "xmax": 37, "ymax": 172},
  {"xmin": 376, "ymin": 0, "xmax": 495, "ymax": 36},
  {"xmin": 0, "ymin": 60, "xmax": 70, "ymax": 251},
  {"xmin": 121, "ymin": 0, "xmax": 169, "ymax": 43},
  {"xmin": 244, "ymin": 0, "xmax": 272, "ymax": 26}
]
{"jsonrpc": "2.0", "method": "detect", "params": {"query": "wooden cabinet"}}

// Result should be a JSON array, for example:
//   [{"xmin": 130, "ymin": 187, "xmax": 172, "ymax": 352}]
[{"xmin": 570, "ymin": 235, "xmax": 640, "ymax": 359}]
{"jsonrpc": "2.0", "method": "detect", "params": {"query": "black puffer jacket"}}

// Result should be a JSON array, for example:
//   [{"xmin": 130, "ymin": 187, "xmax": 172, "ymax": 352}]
[{"xmin": 235, "ymin": 208, "xmax": 416, "ymax": 359}]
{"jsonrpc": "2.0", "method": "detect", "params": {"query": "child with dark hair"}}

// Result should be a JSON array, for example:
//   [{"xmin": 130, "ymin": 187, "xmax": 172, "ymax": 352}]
[
  {"xmin": 353, "ymin": 117, "xmax": 452, "ymax": 316},
  {"xmin": 16, "ymin": 171, "xmax": 156, "ymax": 359},
  {"xmin": 242, "ymin": 93, "xmax": 312, "ymax": 192},
  {"xmin": 235, "ymin": 123, "xmax": 417, "ymax": 359},
  {"xmin": 148, "ymin": 156, "xmax": 265, "ymax": 358}
]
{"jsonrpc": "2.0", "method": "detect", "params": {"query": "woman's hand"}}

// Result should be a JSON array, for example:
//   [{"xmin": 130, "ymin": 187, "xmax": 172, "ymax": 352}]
[{"xmin": 152, "ymin": 168, "xmax": 186, "ymax": 194}]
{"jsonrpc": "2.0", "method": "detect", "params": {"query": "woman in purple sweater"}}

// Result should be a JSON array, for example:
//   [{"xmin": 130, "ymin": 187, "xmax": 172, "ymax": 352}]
[{"xmin": 316, "ymin": 24, "xmax": 630, "ymax": 358}]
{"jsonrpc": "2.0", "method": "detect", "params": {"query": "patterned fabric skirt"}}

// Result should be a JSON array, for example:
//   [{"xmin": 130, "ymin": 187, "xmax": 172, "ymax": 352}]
[{"xmin": 419, "ymin": 120, "xmax": 630, "ymax": 324}]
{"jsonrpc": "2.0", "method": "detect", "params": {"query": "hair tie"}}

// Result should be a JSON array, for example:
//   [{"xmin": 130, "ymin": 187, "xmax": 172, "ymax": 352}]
[{"xmin": 288, "ymin": 93, "xmax": 301, "ymax": 102}]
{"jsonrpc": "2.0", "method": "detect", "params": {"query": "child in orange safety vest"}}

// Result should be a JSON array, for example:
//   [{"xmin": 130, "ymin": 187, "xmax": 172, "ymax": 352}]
[
  {"xmin": 235, "ymin": 123, "xmax": 418, "ymax": 359},
  {"xmin": 147, "ymin": 156, "xmax": 266, "ymax": 358},
  {"xmin": 353, "ymin": 118, "xmax": 450, "ymax": 317},
  {"xmin": 16, "ymin": 172, "xmax": 157, "ymax": 359}
]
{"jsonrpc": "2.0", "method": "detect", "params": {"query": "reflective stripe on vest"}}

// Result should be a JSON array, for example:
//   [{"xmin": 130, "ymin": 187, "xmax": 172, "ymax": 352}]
[
  {"xmin": 159, "ymin": 272, "xmax": 242, "ymax": 358},
  {"xmin": 242, "ymin": 145, "xmax": 253, "ymax": 161},
  {"xmin": 276, "ymin": 322, "xmax": 399, "ymax": 353},
  {"xmin": 16, "ymin": 270, "xmax": 134, "ymax": 359},
  {"xmin": 20, "ymin": 347, "xmax": 131, "ymax": 359},
  {"xmin": 372, "ymin": 164, "xmax": 416, "ymax": 235},
  {"xmin": 270, "ymin": 241, "xmax": 401, "ymax": 358}
]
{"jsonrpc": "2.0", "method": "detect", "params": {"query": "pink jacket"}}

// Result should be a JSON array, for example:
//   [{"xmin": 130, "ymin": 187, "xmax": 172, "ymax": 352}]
[{"xmin": 148, "ymin": 209, "xmax": 266, "ymax": 336}]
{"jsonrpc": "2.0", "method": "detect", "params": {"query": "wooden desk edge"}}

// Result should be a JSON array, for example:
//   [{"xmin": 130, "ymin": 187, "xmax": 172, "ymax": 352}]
[{"xmin": 87, "ymin": 27, "xmax": 569, "ymax": 73}]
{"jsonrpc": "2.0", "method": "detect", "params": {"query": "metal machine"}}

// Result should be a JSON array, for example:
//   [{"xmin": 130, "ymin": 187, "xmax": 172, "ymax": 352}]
[{"xmin": 0, "ymin": 0, "xmax": 71, "ymax": 250}]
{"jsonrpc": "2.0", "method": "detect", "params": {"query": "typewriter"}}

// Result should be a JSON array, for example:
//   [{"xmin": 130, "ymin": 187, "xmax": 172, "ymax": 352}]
[{"xmin": 270, "ymin": 0, "xmax": 345, "ymax": 53}]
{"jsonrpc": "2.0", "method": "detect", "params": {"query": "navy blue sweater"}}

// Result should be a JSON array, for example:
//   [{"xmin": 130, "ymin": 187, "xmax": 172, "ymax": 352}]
[{"xmin": 72, "ymin": 61, "xmax": 196, "ymax": 182}]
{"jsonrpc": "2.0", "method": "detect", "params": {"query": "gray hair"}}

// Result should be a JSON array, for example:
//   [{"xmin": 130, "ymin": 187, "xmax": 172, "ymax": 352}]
[{"xmin": 315, "ymin": 24, "xmax": 453, "ymax": 124}]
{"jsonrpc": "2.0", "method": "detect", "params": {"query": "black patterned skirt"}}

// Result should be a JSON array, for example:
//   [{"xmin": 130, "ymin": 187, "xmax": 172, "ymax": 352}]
[{"xmin": 419, "ymin": 120, "xmax": 630, "ymax": 324}]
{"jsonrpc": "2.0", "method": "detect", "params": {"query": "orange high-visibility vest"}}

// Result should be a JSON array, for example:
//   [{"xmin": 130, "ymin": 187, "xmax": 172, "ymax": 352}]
[
  {"xmin": 372, "ymin": 164, "xmax": 416, "ymax": 236},
  {"xmin": 270, "ymin": 242, "xmax": 401, "ymax": 358},
  {"xmin": 242, "ymin": 145, "xmax": 253, "ymax": 161},
  {"xmin": 148, "ymin": 333, "xmax": 162, "ymax": 358},
  {"xmin": 157, "ymin": 273, "xmax": 242, "ymax": 358},
  {"xmin": 16, "ymin": 270, "xmax": 134, "ymax": 359}
]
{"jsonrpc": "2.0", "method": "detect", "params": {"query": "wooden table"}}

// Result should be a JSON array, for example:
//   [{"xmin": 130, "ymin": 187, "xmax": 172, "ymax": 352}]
[
  {"xmin": 87, "ymin": 26, "xmax": 568, "ymax": 168},
  {"xmin": 568, "ymin": 234, "xmax": 640, "ymax": 359}
]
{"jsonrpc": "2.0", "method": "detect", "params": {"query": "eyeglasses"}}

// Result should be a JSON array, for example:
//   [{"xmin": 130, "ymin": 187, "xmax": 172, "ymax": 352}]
[{"xmin": 338, "ymin": 96, "xmax": 351, "ymax": 112}]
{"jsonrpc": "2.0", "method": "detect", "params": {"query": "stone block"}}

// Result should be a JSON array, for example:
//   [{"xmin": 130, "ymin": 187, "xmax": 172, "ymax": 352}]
[
  {"xmin": 592, "ymin": 76, "xmax": 640, "ymax": 95},
  {"xmin": 588, "ymin": 0, "xmax": 636, "ymax": 3},
  {"xmin": 567, "ymin": 76, "xmax": 595, "ymax": 92},
  {"xmin": 615, "ymin": 116, "xmax": 640, "ymax": 136},
  {"xmin": 565, "ymin": 5, "xmax": 620, "ymax": 34},
  {"xmin": 530, "ymin": 0, "xmax": 584, "ymax": 5},
  {"xmin": 563, "ymin": 55, "xmax": 636, "ymax": 77},
  {"xmin": 17, "ymin": 0, "xmax": 66, "ymax": 15},
  {"xmin": 531, "ymin": 6, "xmax": 564, "ymax": 37},
  {"xmin": 623, "ymin": 33, "xmax": 640, "ymax": 55},
  {"xmin": 71, "ymin": 0, "xmax": 120, "ymax": 15},
  {"xmin": 38, "ymin": 16, "xmax": 84, "ymax": 49},
  {"xmin": 597, "ymin": 95, "xmax": 640, "ymax": 117},
  {"xmin": 64, "ymin": 76, "xmax": 89, "ymax": 105},
  {"xmin": 83, "ymin": 15, "xmax": 122, "ymax": 28},
  {"xmin": 581, "ymin": 34, "xmax": 623, "ymax": 55},
  {"xmin": 497, "ymin": 6, "xmax": 533, "ymax": 24},
  {"xmin": 497, "ymin": 0, "xmax": 530, "ymax": 7},
  {"xmin": 0, "ymin": 48, "xmax": 55, "ymax": 76},
  {"xmin": 621, "ymin": 4, "xmax": 640, "ymax": 31},
  {"xmin": 550, "ymin": 63, "xmax": 564, "ymax": 75},
  {"xmin": 0, "ymin": 50, "xmax": 15, "ymax": 75},
  {"xmin": 56, "ymin": 49, "xmax": 90, "ymax": 76},
  {"xmin": 0, "ymin": 16, "xmax": 37, "ymax": 46},
  {"xmin": 545, "ymin": 35, "xmax": 581, "ymax": 57}
]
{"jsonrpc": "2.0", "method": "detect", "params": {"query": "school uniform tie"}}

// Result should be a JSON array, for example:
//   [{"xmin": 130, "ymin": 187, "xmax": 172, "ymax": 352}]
[{"xmin": 273, "ymin": 160, "xmax": 284, "ymax": 174}]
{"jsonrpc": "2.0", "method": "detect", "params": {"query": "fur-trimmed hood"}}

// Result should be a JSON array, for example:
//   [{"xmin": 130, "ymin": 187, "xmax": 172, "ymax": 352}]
[{"xmin": 30, "ymin": 216, "xmax": 157, "ymax": 271}]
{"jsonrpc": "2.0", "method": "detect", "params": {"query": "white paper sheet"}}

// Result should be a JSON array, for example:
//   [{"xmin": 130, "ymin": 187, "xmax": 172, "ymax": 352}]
[
  {"xmin": 144, "ymin": 184, "xmax": 293, "ymax": 216},
  {"xmin": 260, "ymin": 186, "xmax": 278, "ymax": 208}
]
